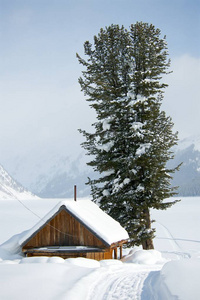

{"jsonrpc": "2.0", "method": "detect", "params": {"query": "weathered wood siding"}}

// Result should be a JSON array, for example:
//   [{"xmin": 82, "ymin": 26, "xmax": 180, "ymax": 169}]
[
  {"xmin": 26, "ymin": 251, "xmax": 112, "ymax": 260},
  {"xmin": 23, "ymin": 209, "xmax": 107, "ymax": 250}
]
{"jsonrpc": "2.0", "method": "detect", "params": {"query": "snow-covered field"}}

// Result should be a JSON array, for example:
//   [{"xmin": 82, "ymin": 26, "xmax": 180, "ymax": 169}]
[{"xmin": 0, "ymin": 197, "xmax": 199, "ymax": 299}]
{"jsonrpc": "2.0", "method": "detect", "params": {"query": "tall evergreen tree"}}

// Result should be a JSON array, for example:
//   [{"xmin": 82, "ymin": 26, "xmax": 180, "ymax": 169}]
[{"xmin": 77, "ymin": 22, "xmax": 180, "ymax": 249}]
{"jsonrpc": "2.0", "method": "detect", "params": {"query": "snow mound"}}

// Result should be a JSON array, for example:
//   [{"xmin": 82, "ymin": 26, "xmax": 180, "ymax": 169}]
[
  {"xmin": 0, "ymin": 231, "xmax": 27, "ymax": 259},
  {"xmin": 0, "ymin": 259, "xmax": 19, "ymax": 264},
  {"xmin": 99, "ymin": 259, "xmax": 123, "ymax": 267},
  {"xmin": 20, "ymin": 257, "xmax": 49, "ymax": 264},
  {"xmin": 122, "ymin": 248, "xmax": 166, "ymax": 265},
  {"xmin": 19, "ymin": 256, "xmax": 65, "ymax": 264},
  {"xmin": 65, "ymin": 257, "xmax": 100, "ymax": 268},
  {"xmin": 47, "ymin": 256, "xmax": 65, "ymax": 264},
  {"xmin": 161, "ymin": 258, "xmax": 200, "ymax": 300}
]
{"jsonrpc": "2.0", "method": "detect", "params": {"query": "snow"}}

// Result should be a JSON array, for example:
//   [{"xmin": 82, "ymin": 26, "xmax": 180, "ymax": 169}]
[
  {"xmin": 161, "ymin": 259, "xmax": 200, "ymax": 300},
  {"xmin": 0, "ymin": 263, "xmax": 93, "ymax": 300},
  {"xmin": 102, "ymin": 189, "xmax": 110, "ymax": 196},
  {"xmin": 28, "ymin": 246, "xmax": 104, "ymax": 253},
  {"xmin": 99, "ymin": 141, "xmax": 114, "ymax": 152},
  {"xmin": 0, "ymin": 164, "xmax": 39, "ymax": 200},
  {"xmin": 176, "ymin": 134, "xmax": 200, "ymax": 152},
  {"xmin": 113, "ymin": 177, "xmax": 131, "ymax": 193},
  {"xmin": 136, "ymin": 143, "xmax": 151, "ymax": 156},
  {"xmin": 121, "ymin": 248, "xmax": 166, "ymax": 265},
  {"xmin": 136, "ymin": 184, "xmax": 144, "ymax": 192},
  {"xmin": 0, "ymin": 197, "xmax": 200, "ymax": 299},
  {"xmin": 132, "ymin": 121, "xmax": 143, "ymax": 130},
  {"xmin": 104, "ymin": 169, "xmax": 115, "ymax": 176},
  {"xmin": 123, "ymin": 178, "xmax": 131, "ymax": 185},
  {"xmin": 102, "ymin": 119, "xmax": 112, "ymax": 131}
]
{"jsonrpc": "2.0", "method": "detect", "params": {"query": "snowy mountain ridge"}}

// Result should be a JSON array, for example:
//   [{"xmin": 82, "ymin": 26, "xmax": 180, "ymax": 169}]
[
  {"xmin": 176, "ymin": 134, "xmax": 200, "ymax": 152},
  {"xmin": 3, "ymin": 151, "xmax": 93, "ymax": 198},
  {"xmin": 169, "ymin": 134, "xmax": 200, "ymax": 196},
  {"xmin": 2, "ymin": 134, "xmax": 200, "ymax": 198},
  {"xmin": 28, "ymin": 134, "xmax": 200, "ymax": 197},
  {"xmin": 30, "ymin": 152, "xmax": 93, "ymax": 198},
  {"xmin": 0, "ymin": 164, "xmax": 38, "ymax": 200}
]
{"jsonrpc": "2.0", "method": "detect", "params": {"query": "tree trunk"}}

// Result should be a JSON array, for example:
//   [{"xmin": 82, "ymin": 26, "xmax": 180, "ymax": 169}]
[
  {"xmin": 142, "ymin": 238, "xmax": 154, "ymax": 250},
  {"xmin": 142, "ymin": 208, "xmax": 154, "ymax": 250}
]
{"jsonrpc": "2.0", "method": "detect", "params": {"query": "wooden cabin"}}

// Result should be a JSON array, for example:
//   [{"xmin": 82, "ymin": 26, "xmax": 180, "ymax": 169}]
[{"xmin": 20, "ymin": 199, "xmax": 129, "ymax": 260}]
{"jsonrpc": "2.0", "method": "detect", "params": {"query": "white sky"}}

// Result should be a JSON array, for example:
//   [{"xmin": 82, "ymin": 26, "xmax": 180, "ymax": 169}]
[{"xmin": 0, "ymin": 0, "xmax": 200, "ymax": 166}]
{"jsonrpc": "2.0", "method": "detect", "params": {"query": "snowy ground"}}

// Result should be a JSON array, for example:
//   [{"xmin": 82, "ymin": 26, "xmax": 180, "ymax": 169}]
[{"xmin": 0, "ymin": 197, "xmax": 199, "ymax": 299}]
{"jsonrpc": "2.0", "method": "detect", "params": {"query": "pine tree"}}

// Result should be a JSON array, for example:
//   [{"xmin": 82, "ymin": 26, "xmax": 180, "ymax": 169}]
[{"xmin": 77, "ymin": 22, "xmax": 180, "ymax": 249}]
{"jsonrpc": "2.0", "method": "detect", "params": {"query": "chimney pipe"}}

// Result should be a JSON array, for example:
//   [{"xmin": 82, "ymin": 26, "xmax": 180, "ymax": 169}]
[{"xmin": 74, "ymin": 185, "xmax": 77, "ymax": 201}]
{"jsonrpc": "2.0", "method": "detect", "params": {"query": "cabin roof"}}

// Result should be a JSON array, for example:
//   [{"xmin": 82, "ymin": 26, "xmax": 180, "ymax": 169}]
[{"xmin": 19, "ymin": 199, "xmax": 129, "ymax": 246}]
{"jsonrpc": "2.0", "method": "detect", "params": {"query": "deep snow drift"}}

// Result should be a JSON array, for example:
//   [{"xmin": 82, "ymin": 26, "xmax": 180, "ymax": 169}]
[{"xmin": 0, "ymin": 197, "xmax": 199, "ymax": 299}]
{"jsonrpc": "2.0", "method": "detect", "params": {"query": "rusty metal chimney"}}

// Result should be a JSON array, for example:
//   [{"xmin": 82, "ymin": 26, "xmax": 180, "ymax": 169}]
[{"xmin": 74, "ymin": 185, "xmax": 77, "ymax": 201}]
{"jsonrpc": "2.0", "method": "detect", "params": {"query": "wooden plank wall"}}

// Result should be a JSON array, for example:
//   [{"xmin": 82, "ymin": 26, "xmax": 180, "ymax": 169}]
[
  {"xmin": 23, "ymin": 209, "xmax": 107, "ymax": 250},
  {"xmin": 26, "ymin": 251, "xmax": 112, "ymax": 260}
]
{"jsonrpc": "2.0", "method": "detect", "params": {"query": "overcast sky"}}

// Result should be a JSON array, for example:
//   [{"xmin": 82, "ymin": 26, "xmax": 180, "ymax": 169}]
[{"xmin": 0, "ymin": 0, "xmax": 200, "ymax": 166}]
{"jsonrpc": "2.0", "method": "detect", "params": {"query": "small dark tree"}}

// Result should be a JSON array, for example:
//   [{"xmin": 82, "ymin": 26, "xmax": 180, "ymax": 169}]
[{"xmin": 77, "ymin": 22, "xmax": 180, "ymax": 249}]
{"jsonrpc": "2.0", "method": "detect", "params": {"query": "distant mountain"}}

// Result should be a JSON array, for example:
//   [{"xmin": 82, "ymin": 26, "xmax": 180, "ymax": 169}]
[
  {"xmin": 35, "ymin": 135, "xmax": 200, "ymax": 198},
  {"xmin": 169, "ymin": 135, "xmax": 200, "ymax": 196},
  {"xmin": 30, "ymin": 152, "xmax": 95, "ymax": 198},
  {"xmin": 4, "ymin": 151, "xmax": 94, "ymax": 198},
  {"xmin": 3, "ymin": 135, "xmax": 200, "ymax": 198},
  {"xmin": 0, "ymin": 165, "xmax": 39, "ymax": 200}
]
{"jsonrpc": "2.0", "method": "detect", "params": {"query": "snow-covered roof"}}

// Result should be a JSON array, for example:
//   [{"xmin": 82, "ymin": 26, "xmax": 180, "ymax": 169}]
[{"xmin": 20, "ymin": 199, "xmax": 129, "ymax": 246}]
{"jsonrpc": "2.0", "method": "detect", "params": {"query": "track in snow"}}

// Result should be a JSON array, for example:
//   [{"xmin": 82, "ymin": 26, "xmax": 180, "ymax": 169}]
[
  {"xmin": 87, "ymin": 266, "xmax": 161, "ymax": 300},
  {"xmin": 87, "ymin": 222, "xmax": 193, "ymax": 300},
  {"xmin": 156, "ymin": 222, "xmax": 191, "ymax": 259}
]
